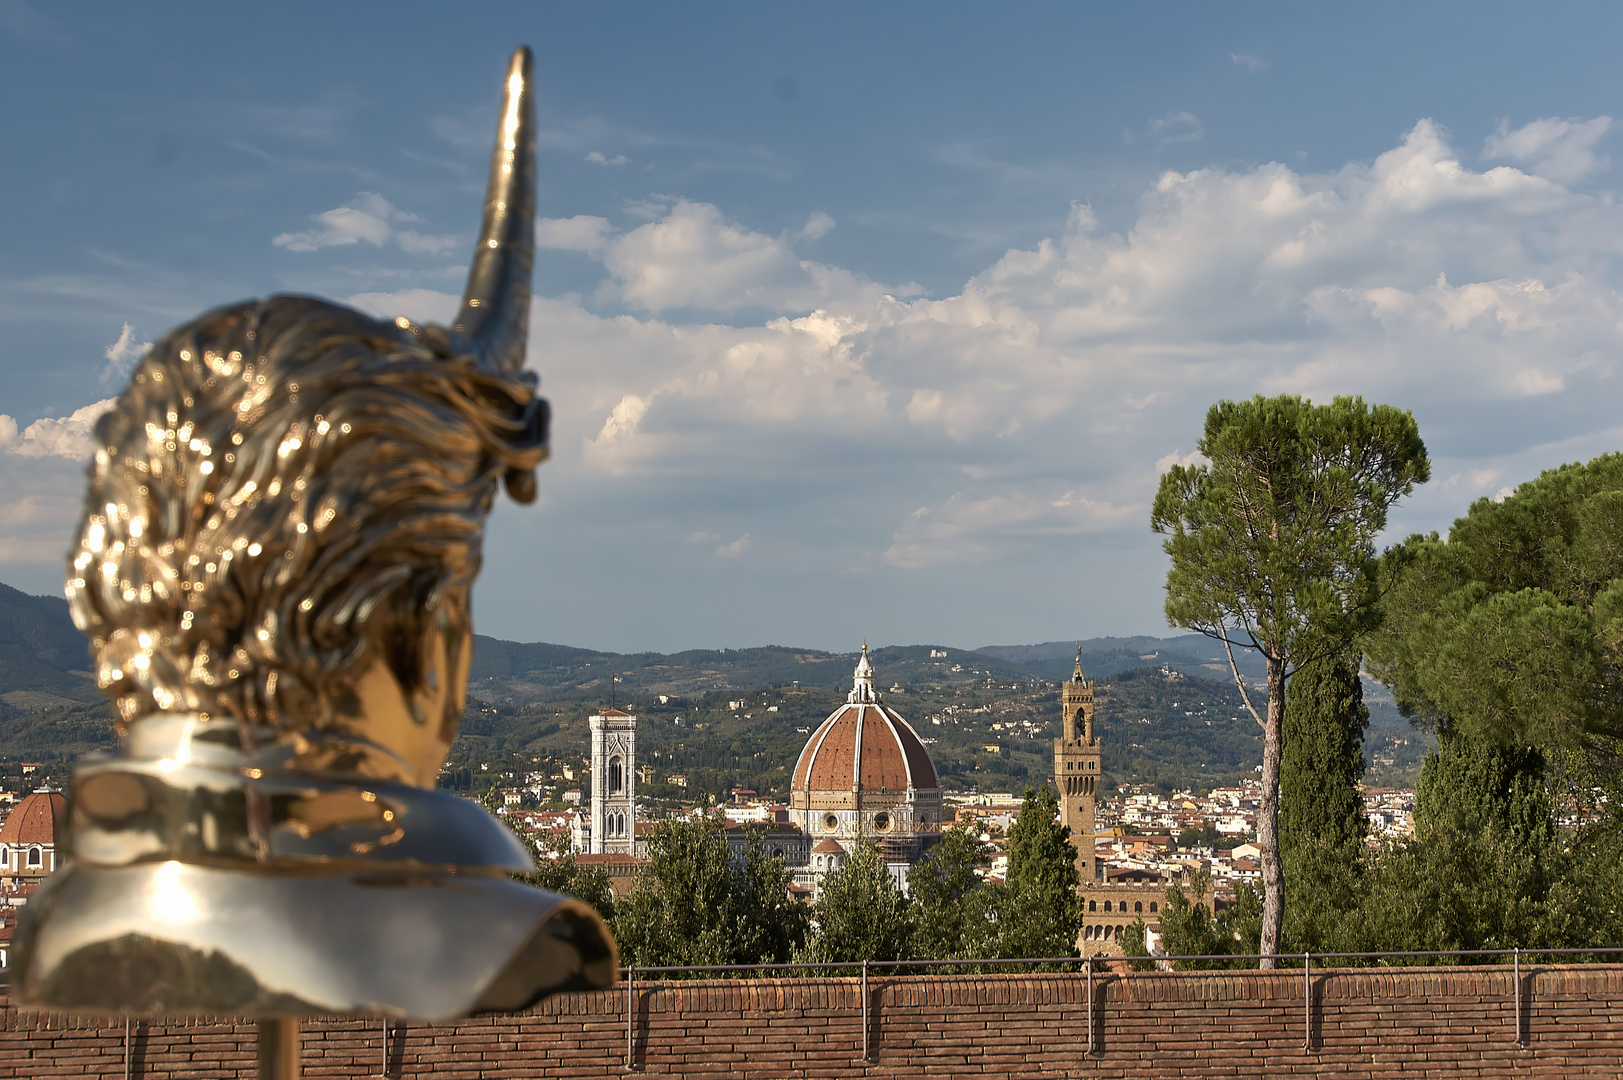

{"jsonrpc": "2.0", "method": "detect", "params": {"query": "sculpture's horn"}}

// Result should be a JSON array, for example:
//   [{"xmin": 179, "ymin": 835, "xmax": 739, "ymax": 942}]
[{"xmin": 454, "ymin": 46, "xmax": 536, "ymax": 373}]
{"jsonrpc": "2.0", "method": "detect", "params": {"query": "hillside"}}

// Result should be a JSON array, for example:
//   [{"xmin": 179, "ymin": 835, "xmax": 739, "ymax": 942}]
[
  {"xmin": 0, "ymin": 583, "xmax": 1429, "ymax": 790},
  {"xmin": 976, "ymin": 635, "xmax": 1270, "ymax": 685}
]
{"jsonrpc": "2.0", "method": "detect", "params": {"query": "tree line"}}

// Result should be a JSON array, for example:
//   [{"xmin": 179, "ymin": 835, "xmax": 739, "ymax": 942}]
[
  {"xmin": 1147, "ymin": 397, "xmax": 1623, "ymax": 966},
  {"xmin": 522, "ymin": 785, "xmax": 1087, "ymax": 972}
]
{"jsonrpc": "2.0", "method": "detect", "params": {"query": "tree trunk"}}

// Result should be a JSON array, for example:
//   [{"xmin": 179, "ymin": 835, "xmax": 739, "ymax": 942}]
[{"xmin": 1257, "ymin": 654, "xmax": 1286, "ymax": 969}]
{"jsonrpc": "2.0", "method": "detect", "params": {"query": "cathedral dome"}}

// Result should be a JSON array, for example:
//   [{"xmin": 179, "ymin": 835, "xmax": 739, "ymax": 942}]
[
  {"xmin": 791, "ymin": 701, "xmax": 938, "ymax": 792},
  {"xmin": 0, "ymin": 788, "xmax": 66, "ymax": 846},
  {"xmin": 789, "ymin": 646, "xmax": 942, "ymax": 854}
]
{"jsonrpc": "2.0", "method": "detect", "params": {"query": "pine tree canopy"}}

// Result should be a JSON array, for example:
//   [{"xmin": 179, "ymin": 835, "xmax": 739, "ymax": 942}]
[
  {"xmin": 1366, "ymin": 452, "xmax": 1623, "ymax": 792},
  {"xmin": 1152, "ymin": 393, "xmax": 1429, "ymax": 963}
]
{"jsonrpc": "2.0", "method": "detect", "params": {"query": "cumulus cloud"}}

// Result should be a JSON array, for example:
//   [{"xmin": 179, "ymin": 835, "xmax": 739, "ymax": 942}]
[
  {"xmin": 601, "ymin": 199, "xmax": 891, "ymax": 312},
  {"xmin": 16, "ymin": 117, "xmax": 1623, "ymax": 641},
  {"xmin": 274, "ymin": 192, "xmax": 455, "ymax": 254},
  {"xmin": 1483, "ymin": 116, "xmax": 1612, "ymax": 185},
  {"xmin": 101, "ymin": 322, "xmax": 150, "ymax": 387},
  {"xmin": 0, "ymin": 399, "xmax": 115, "ymax": 460},
  {"xmin": 585, "ymin": 151, "xmax": 630, "ymax": 166}
]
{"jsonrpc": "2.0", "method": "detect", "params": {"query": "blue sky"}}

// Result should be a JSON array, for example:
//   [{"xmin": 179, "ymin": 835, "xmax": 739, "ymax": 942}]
[{"xmin": 3, "ymin": 3, "xmax": 1622, "ymax": 651}]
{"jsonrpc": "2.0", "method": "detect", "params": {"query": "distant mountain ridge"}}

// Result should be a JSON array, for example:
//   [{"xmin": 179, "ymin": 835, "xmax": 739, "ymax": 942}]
[
  {"xmin": 976, "ymin": 635, "xmax": 1270, "ymax": 684},
  {"xmin": 0, "ymin": 580, "xmax": 1261, "ymax": 702},
  {"xmin": 0, "ymin": 583, "xmax": 1428, "ymax": 787}
]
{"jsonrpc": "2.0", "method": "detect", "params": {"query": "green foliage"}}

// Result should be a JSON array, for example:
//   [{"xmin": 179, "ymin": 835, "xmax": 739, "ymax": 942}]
[
  {"xmin": 1152, "ymin": 393, "xmax": 1429, "ymax": 960},
  {"xmin": 799, "ymin": 840, "xmax": 912, "ymax": 967},
  {"xmin": 993, "ymin": 785, "xmax": 1081, "ymax": 962},
  {"xmin": 1280, "ymin": 650, "xmax": 1368, "ymax": 853},
  {"xmin": 613, "ymin": 816, "xmax": 808, "ymax": 971},
  {"xmin": 1367, "ymin": 453, "xmax": 1623, "ymax": 792},
  {"xmin": 1120, "ymin": 917, "xmax": 1155, "ymax": 971},
  {"xmin": 1156, "ymin": 867, "xmax": 1261, "ymax": 968},
  {"xmin": 1278, "ymin": 650, "xmax": 1368, "ymax": 954},
  {"xmin": 908, "ymin": 826, "xmax": 996, "ymax": 963},
  {"xmin": 1152, "ymin": 394, "xmax": 1430, "ymax": 667},
  {"xmin": 521, "ymin": 830, "xmax": 616, "ymax": 923}
]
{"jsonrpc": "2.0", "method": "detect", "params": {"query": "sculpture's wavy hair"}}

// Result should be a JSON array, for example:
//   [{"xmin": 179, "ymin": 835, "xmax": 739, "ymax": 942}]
[{"xmin": 65, "ymin": 296, "xmax": 547, "ymax": 733}]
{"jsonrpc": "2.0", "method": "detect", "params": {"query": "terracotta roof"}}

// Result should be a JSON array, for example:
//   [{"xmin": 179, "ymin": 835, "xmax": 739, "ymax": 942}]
[
  {"xmin": 811, "ymin": 838, "xmax": 847, "ymax": 854},
  {"xmin": 595, "ymin": 708, "xmax": 633, "ymax": 718},
  {"xmin": 0, "ymin": 790, "xmax": 66, "ymax": 846},
  {"xmin": 791, "ymin": 703, "xmax": 939, "ymax": 793}
]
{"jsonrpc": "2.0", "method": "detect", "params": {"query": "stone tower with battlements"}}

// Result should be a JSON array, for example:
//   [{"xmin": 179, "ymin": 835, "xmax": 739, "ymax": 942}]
[{"xmin": 1053, "ymin": 649, "xmax": 1101, "ymax": 882}]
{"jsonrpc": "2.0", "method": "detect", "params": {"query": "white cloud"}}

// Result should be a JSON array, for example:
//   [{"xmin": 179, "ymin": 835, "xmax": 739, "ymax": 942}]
[
  {"xmin": 101, "ymin": 322, "xmax": 151, "ymax": 387},
  {"xmin": 585, "ymin": 151, "xmax": 630, "ymax": 166},
  {"xmin": 1155, "ymin": 449, "xmax": 1206, "ymax": 474},
  {"xmin": 1484, "ymin": 116, "xmax": 1612, "ymax": 185},
  {"xmin": 17, "ymin": 118, "xmax": 1623, "ymax": 626},
  {"xmin": 1231, "ymin": 53, "xmax": 1266, "ymax": 73},
  {"xmin": 796, "ymin": 211, "xmax": 836, "ymax": 241},
  {"xmin": 600, "ymin": 199, "xmax": 890, "ymax": 312},
  {"xmin": 1147, "ymin": 111, "xmax": 1204, "ymax": 145},
  {"xmin": 273, "ymin": 192, "xmax": 453, "ymax": 254},
  {"xmin": 714, "ymin": 533, "xmax": 751, "ymax": 558},
  {"xmin": 884, "ymin": 490, "xmax": 1138, "ymax": 568},
  {"xmin": 536, "ymin": 215, "xmax": 613, "ymax": 255},
  {"xmin": 0, "ymin": 399, "xmax": 115, "ymax": 460}
]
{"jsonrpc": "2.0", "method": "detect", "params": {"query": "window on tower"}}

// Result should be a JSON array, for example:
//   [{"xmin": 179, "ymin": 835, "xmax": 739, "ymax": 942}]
[{"xmin": 608, "ymin": 756, "xmax": 623, "ymax": 794}]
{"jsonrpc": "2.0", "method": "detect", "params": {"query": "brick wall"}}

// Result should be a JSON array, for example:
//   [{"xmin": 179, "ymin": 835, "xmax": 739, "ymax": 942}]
[{"xmin": 3, "ymin": 964, "xmax": 1620, "ymax": 1077}]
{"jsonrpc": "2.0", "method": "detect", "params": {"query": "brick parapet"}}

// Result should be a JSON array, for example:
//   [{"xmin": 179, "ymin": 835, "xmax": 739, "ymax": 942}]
[{"xmin": 1, "ymin": 964, "xmax": 1620, "ymax": 1077}]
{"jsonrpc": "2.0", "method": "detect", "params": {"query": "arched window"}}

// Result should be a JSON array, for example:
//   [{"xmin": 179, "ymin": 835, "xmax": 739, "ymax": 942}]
[
  {"xmin": 1103, "ymin": 900, "xmax": 1112, "ymax": 913},
  {"xmin": 1150, "ymin": 901, "xmax": 1158, "ymax": 913},
  {"xmin": 0, "ymin": 847, "xmax": 7, "ymax": 867},
  {"xmin": 1088, "ymin": 900, "xmax": 1096, "ymax": 912},
  {"xmin": 28, "ymin": 846, "xmax": 42, "ymax": 867},
  {"xmin": 1135, "ymin": 901, "xmax": 1143, "ymax": 913},
  {"xmin": 608, "ymin": 757, "xmax": 624, "ymax": 794}
]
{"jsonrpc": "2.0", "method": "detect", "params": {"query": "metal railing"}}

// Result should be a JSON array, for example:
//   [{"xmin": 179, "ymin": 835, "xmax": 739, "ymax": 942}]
[{"xmin": 615, "ymin": 946, "xmax": 1623, "ymax": 1070}]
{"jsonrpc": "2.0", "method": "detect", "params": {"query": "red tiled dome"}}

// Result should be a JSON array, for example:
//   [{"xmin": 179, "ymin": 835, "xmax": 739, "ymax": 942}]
[
  {"xmin": 0, "ymin": 789, "xmax": 67, "ymax": 846},
  {"xmin": 792, "ymin": 702, "xmax": 939, "ymax": 793}
]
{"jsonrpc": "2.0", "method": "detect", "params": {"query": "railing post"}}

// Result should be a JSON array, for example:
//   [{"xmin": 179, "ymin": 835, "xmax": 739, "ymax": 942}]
[
  {"xmin": 125, "ymin": 1016, "xmax": 131, "ymax": 1080},
  {"xmin": 625, "ymin": 965, "xmax": 635, "ymax": 1071},
  {"xmin": 378, "ymin": 1019, "xmax": 387, "ymax": 1078},
  {"xmin": 861, "ymin": 960, "xmax": 870, "ymax": 1063},
  {"xmin": 1086, "ymin": 955, "xmax": 1095, "ymax": 1057},
  {"xmin": 1514, "ymin": 948, "xmax": 1523, "ymax": 1048},
  {"xmin": 1302, "ymin": 952, "xmax": 1312, "ymax": 1052}
]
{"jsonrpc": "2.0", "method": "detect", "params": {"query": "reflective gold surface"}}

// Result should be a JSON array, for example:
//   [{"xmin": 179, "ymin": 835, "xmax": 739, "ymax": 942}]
[{"xmin": 15, "ymin": 46, "xmax": 618, "ymax": 1021}]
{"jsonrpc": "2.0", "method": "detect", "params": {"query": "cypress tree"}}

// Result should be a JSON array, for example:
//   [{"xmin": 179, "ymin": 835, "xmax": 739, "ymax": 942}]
[
  {"xmin": 1279, "ymin": 650, "xmax": 1368, "ymax": 855},
  {"xmin": 1278, "ymin": 650, "xmax": 1368, "ymax": 954},
  {"xmin": 994, "ymin": 784, "xmax": 1081, "ymax": 962}
]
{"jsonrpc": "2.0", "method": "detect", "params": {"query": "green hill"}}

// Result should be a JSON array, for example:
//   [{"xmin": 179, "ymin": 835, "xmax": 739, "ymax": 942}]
[{"xmin": 0, "ymin": 583, "xmax": 1427, "ymax": 790}]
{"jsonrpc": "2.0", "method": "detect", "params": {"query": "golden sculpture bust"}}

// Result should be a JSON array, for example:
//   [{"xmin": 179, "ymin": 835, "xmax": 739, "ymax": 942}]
[{"xmin": 13, "ymin": 47, "xmax": 617, "ymax": 1024}]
